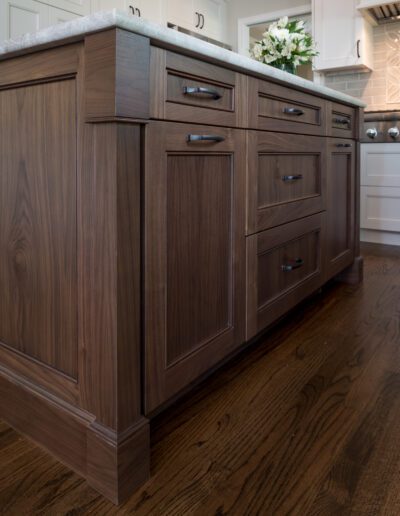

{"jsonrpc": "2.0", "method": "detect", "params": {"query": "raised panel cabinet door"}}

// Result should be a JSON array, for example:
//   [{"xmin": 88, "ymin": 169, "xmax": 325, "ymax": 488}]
[
  {"xmin": 326, "ymin": 138, "xmax": 356, "ymax": 280},
  {"xmin": 0, "ymin": 0, "xmax": 49, "ymax": 42},
  {"xmin": 92, "ymin": 0, "xmax": 125, "ymax": 12},
  {"xmin": 194, "ymin": 0, "xmax": 225, "ymax": 41},
  {"xmin": 166, "ymin": 0, "xmax": 196, "ymax": 30},
  {"xmin": 144, "ymin": 122, "xmax": 246, "ymax": 413},
  {"xmin": 128, "ymin": 0, "xmax": 164, "ymax": 24},
  {"xmin": 48, "ymin": 6, "xmax": 81, "ymax": 26},
  {"xmin": 247, "ymin": 131, "xmax": 327, "ymax": 234},
  {"xmin": 45, "ymin": 0, "xmax": 90, "ymax": 15}
]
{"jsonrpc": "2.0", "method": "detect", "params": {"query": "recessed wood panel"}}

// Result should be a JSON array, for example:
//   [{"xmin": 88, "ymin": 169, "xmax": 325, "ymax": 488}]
[
  {"xmin": 0, "ymin": 79, "xmax": 77, "ymax": 378},
  {"xmin": 247, "ymin": 131, "xmax": 327, "ymax": 234},
  {"xmin": 258, "ymin": 94, "xmax": 320, "ymax": 126},
  {"xmin": 326, "ymin": 139, "xmax": 355, "ymax": 279},
  {"xmin": 258, "ymin": 154, "xmax": 320, "ymax": 208},
  {"xmin": 166, "ymin": 154, "xmax": 233, "ymax": 364}
]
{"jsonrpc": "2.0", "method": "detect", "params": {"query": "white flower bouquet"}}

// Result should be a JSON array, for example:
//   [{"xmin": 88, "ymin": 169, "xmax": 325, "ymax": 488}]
[{"xmin": 251, "ymin": 16, "xmax": 318, "ymax": 74}]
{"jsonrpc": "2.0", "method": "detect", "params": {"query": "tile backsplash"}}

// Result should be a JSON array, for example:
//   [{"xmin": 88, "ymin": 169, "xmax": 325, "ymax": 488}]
[{"xmin": 324, "ymin": 22, "xmax": 400, "ymax": 111}]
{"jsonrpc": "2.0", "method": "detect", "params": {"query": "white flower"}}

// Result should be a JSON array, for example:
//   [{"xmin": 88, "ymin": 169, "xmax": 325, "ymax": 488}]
[
  {"xmin": 251, "ymin": 43, "xmax": 263, "ymax": 59},
  {"xmin": 277, "ymin": 16, "xmax": 289, "ymax": 28}
]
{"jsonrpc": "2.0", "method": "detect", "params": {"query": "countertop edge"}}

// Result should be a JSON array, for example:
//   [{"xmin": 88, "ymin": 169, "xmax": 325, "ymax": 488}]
[{"xmin": 0, "ymin": 9, "xmax": 367, "ymax": 109}]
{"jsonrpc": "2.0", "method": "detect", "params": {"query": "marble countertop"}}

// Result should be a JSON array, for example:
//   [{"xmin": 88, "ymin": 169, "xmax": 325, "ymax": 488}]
[{"xmin": 0, "ymin": 10, "xmax": 366, "ymax": 108}]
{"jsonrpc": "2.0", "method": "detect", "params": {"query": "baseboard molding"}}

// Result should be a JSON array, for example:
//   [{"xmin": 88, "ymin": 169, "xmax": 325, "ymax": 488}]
[
  {"xmin": 0, "ymin": 365, "xmax": 150, "ymax": 504},
  {"xmin": 361, "ymin": 229, "xmax": 400, "ymax": 247}
]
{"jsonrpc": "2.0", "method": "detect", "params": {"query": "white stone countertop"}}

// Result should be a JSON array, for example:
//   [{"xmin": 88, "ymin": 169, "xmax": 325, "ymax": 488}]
[{"xmin": 0, "ymin": 9, "xmax": 366, "ymax": 108}]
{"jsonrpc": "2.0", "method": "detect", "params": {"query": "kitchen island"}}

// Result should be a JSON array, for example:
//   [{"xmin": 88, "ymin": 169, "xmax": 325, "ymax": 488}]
[{"xmin": 0, "ymin": 11, "xmax": 365, "ymax": 504}]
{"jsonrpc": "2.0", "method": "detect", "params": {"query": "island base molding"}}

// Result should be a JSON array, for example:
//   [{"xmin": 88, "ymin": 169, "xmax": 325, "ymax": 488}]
[{"xmin": 0, "ymin": 366, "xmax": 150, "ymax": 505}]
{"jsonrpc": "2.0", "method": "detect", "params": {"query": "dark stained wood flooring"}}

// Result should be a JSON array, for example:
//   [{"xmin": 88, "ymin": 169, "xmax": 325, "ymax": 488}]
[{"xmin": 1, "ymin": 242, "xmax": 400, "ymax": 516}]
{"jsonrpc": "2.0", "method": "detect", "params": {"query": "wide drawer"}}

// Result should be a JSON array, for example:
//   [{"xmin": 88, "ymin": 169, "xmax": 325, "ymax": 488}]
[
  {"xmin": 248, "ymin": 77, "xmax": 327, "ymax": 136},
  {"xmin": 330, "ymin": 102, "xmax": 357, "ymax": 138},
  {"xmin": 247, "ymin": 132, "xmax": 327, "ymax": 234},
  {"xmin": 246, "ymin": 214, "xmax": 324, "ymax": 340},
  {"xmin": 150, "ymin": 47, "xmax": 246, "ymax": 127}
]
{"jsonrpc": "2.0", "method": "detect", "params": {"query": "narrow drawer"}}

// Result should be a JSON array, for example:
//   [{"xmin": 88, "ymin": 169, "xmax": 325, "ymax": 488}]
[
  {"xmin": 330, "ymin": 102, "xmax": 356, "ymax": 138},
  {"xmin": 249, "ymin": 77, "xmax": 327, "ymax": 135},
  {"xmin": 247, "ymin": 214, "xmax": 324, "ymax": 339},
  {"xmin": 247, "ymin": 131, "xmax": 327, "ymax": 234},
  {"xmin": 150, "ymin": 47, "xmax": 246, "ymax": 127}
]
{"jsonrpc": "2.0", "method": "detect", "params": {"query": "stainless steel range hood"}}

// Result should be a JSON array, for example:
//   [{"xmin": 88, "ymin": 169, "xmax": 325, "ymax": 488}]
[{"xmin": 358, "ymin": 1, "xmax": 400, "ymax": 24}]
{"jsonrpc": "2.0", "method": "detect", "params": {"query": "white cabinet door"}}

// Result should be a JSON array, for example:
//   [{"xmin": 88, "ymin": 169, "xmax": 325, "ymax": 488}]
[
  {"xmin": 166, "ymin": 0, "xmax": 196, "ymax": 29},
  {"xmin": 195, "ymin": 0, "xmax": 225, "ymax": 41},
  {"xmin": 361, "ymin": 143, "xmax": 400, "ymax": 187},
  {"xmin": 48, "ymin": 5, "xmax": 81, "ymax": 25},
  {"xmin": 45, "ymin": 0, "xmax": 90, "ymax": 15},
  {"xmin": 92, "ymin": 0, "xmax": 126, "ymax": 11},
  {"xmin": 361, "ymin": 186, "xmax": 400, "ymax": 231},
  {"xmin": 0, "ymin": 0, "xmax": 48, "ymax": 41},
  {"xmin": 313, "ymin": 0, "xmax": 373, "ymax": 72},
  {"xmin": 128, "ymin": 0, "xmax": 164, "ymax": 24}
]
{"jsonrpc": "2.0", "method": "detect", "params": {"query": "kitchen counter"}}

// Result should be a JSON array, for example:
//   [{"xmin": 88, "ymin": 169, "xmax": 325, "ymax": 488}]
[{"xmin": 0, "ymin": 9, "xmax": 366, "ymax": 108}]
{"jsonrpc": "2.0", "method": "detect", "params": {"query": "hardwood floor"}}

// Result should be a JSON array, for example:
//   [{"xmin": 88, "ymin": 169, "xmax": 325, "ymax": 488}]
[{"xmin": 1, "ymin": 242, "xmax": 399, "ymax": 516}]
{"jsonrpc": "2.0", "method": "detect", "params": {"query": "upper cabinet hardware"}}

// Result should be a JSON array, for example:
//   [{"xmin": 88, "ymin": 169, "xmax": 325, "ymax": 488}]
[
  {"xmin": 135, "ymin": 7, "xmax": 141, "ymax": 16},
  {"xmin": 336, "ymin": 143, "xmax": 352, "ymax": 148},
  {"xmin": 282, "ymin": 174, "xmax": 303, "ymax": 182},
  {"xmin": 357, "ymin": 39, "xmax": 361, "ymax": 59},
  {"xmin": 195, "ymin": 12, "xmax": 200, "ymax": 28},
  {"xmin": 283, "ymin": 107, "xmax": 304, "ymax": 116},
  {"xmin": 200, "ymin": 13, "xmax": 205, "ymax": 29},
  {"xmin": 187, "ymin": 134, "xmax": 225, "ymax": 143},
  {"xmin": 129, "ymin": 5, "xmax": 135, "ymax": 14},
  {"xmin": 183, "ymin": 86, "xmax": 222, "ymax": 100},
  {"xmin": 281, "ymin": 258, "xmax": 304, "ymax": 272},
  {"xmin": 333, "ymin": 117, "xmax": 350, "ymax": 126}
]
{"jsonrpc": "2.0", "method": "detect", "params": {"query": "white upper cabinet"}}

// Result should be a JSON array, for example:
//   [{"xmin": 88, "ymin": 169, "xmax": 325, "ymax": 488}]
[
  {"xmin": 167, "ymin": 0, "xmax": 227, "ymax": 42},
  {"xmin": 46, "ymin": 0, "xmax": 90, "ymax": 15},
  {"xmin": 92, "ymin": 0, "xmax": 164, "ymax": 24},
  {"xmin": 313, "ymin": 0, "xmax": 373, "ymax": 72},
  {"xmin": 0, "ymin": 0, "xmax": 49, "ymax": 40},
  {"xmin": 48, "ymin": 5, "xmax": 82, "ymax": 24}
]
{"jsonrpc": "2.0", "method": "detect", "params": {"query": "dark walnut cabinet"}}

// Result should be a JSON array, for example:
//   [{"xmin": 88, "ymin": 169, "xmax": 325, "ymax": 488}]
[
  {"xmin": 144, "ymin": 122, "xmax": 246, "ymax": 413},
  {"xmin": 0, "ymin": 27, "xmax": 363, "ymax": 505}
]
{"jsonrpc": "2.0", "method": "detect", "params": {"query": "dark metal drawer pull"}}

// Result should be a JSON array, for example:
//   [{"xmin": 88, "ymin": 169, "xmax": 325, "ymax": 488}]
[
  {"xmin": 282, "ymin": 174, "xmax": 303, "ymax": 182},
  {"xmin": 187, "ymin": 134, "xmax": 225, "ymax": 143},
  {"xmin": 135, "ymin": 7, "xmax": 141, "ymax": 16},
  {"xmin": 282, "ymin": 258, "xmax": 304, "ymax": 272},
  {"xmin": 336, "ymin": 143, "xmax": 352, "ymax": 148},
  {"xmin": 283, "ymin": 107, "xmax": 304, "ymax": 116},
  {"xmin": 333, "ymin": 117, "xmax": 350, "ymax": 126},
  {"xmin": 183, "ymin": 86, "xmax": 222, "ymax": 100}
]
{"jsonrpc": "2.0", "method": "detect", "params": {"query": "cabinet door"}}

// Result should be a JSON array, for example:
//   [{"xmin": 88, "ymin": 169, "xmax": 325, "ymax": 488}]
[
  {"xmin": 326, "ymin": 139, "xmax": 355, "ymax": 280},
  {"xmin": 312, "ymin": 0, "xmax": 373, "ymax": 72},
  {"xmin": 144, "ymin": 122, "xmax": 246, "ymax": 413},
  {"xmin": 92, "ymin": 0, "xmax": 125, "ymax": 11},
  {"xmin": 45, "ymin": 0, "xmax": 90, "ymax": 15},
  {"xmin": 195, "ymin": 0, "xmax": 225, "ymax": 40},
  {"xmin": 130, "ymin": 0, "xmax": 163, "ymax": 24},
  {"xmin": 0, "ymin": 0, "xmax": 48, "ymax": 42},
  {"xmin": 166, "ymin": 0, "xmax": 196, "ymax": 29},
  {"xmin": 48, "ymin": 6, "xmax": 81, "ymax": 25}
]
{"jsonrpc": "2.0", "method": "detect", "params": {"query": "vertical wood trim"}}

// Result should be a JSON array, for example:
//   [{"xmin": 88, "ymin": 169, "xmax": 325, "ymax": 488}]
[
  {"xmin": 149, "ymin": 46, "xmax": 166, "ymax": 119},
  {"xmin": 79, "ymin": 122, "xmax": 143, "ymax": 431},
  {"xmin": 84, "ymin": 29, "xmax": 150, "ymax": 120}
]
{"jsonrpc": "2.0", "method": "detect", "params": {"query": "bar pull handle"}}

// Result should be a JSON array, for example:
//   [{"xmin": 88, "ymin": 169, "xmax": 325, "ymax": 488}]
[
  {"xmin": 283, "ymin": 107, "xmax": 304, "ymax": 116},
  {"xmin": 357, "ymin": 39, "xmax": 361, "ymax": 59},
  {"xmin": 333, "ymin": 117, "xmax": 350, "ymax": 126},
  {"xmin": 187, "ymin": 134, "xmax": 225, "ymax": 143},
  {"xmin": 135, "ymin": 7, "xmax": 141, "ymax": 16},
  {"xmin": 282, "ymin": 174, "xmax": 303, "ymax": 182},
  {"xmin": 183, "ymin": 86, "xmax": 222, "ymax": 100},
  {"xmin": 336, "ymin": 143, "xmax": 352, "ymax": 148},
  {"xmin": 282, "ymin": 258, "xmax": 304, "ymax": 272}
]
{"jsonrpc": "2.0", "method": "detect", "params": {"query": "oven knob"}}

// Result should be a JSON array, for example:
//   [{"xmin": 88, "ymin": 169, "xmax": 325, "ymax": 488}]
[
  {"xmin": 388, "ymin": 127, "xmax": 400, "ymax": 139},
  {"xmin": 366, "ymin": 128, "xmax": 378, "ymax": 139}
]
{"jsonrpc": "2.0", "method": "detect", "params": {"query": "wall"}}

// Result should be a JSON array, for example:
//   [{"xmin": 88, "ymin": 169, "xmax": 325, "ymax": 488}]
[
  {"xmin": 324, "ymin": 21, "xmax": 400, "ymax": 112},
  {"xmin": 226, "ymin": 0, "xmax": 311, "ymax": 50}
]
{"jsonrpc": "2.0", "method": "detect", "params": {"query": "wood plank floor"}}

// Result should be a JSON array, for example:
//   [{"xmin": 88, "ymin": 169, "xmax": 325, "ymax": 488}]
[{"xmin": 1, "ymin": 242, "xmax": 400, "ymax": 515}]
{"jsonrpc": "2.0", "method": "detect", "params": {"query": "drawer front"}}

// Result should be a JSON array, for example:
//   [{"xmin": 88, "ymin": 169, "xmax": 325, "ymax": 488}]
[
  {"xmin": 361, "ymin": 186, "xmax": 400, "ymax": 232},
  {"xmin": 247, "ymin": 132, "xmax": 327, "ymax": 234},
  {"xmin": 330, "ymin": 102, "xmax": 356, "ymax": 138},
  {"xmin": 247, "ymin": 214, "xmax": 324, "ymax": 339},
  {"xmin": 150, "ymin": 47, "xmax": 246, "ymax": 127},
  {"xmin": 361, "ymin": 142, "xmax": 400, "ymax": 187},
  {"xmin": 249, "ymin": 78, "xmax": 327, "ymax": 135}
]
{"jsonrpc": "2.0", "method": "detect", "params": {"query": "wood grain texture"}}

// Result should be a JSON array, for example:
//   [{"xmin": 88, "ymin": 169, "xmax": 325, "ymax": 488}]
[
  {"xmin": 144, "ymin": 122, "xmax": 246, "ymax": 414},
  {"xmin": 84, "ymin": 28, "xmax": 150, "ymax": 120},
  {"xmin": 329, "ymin": 101, "xmax": 356, "ymax": 139},
  {"xmin": 0, "ymin": 77, "xmax": 78, "ymax": 378},
  {"xmin": 0, "ymin": 243, "xmax": 396, "ymax": 515},
  {"xmin": 248, "ymin": 76, "xmax": 328, "ymax": 135},
  {"xmin": 247, "ymin": 131, "xmax": 327, "ymax": 234}
]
